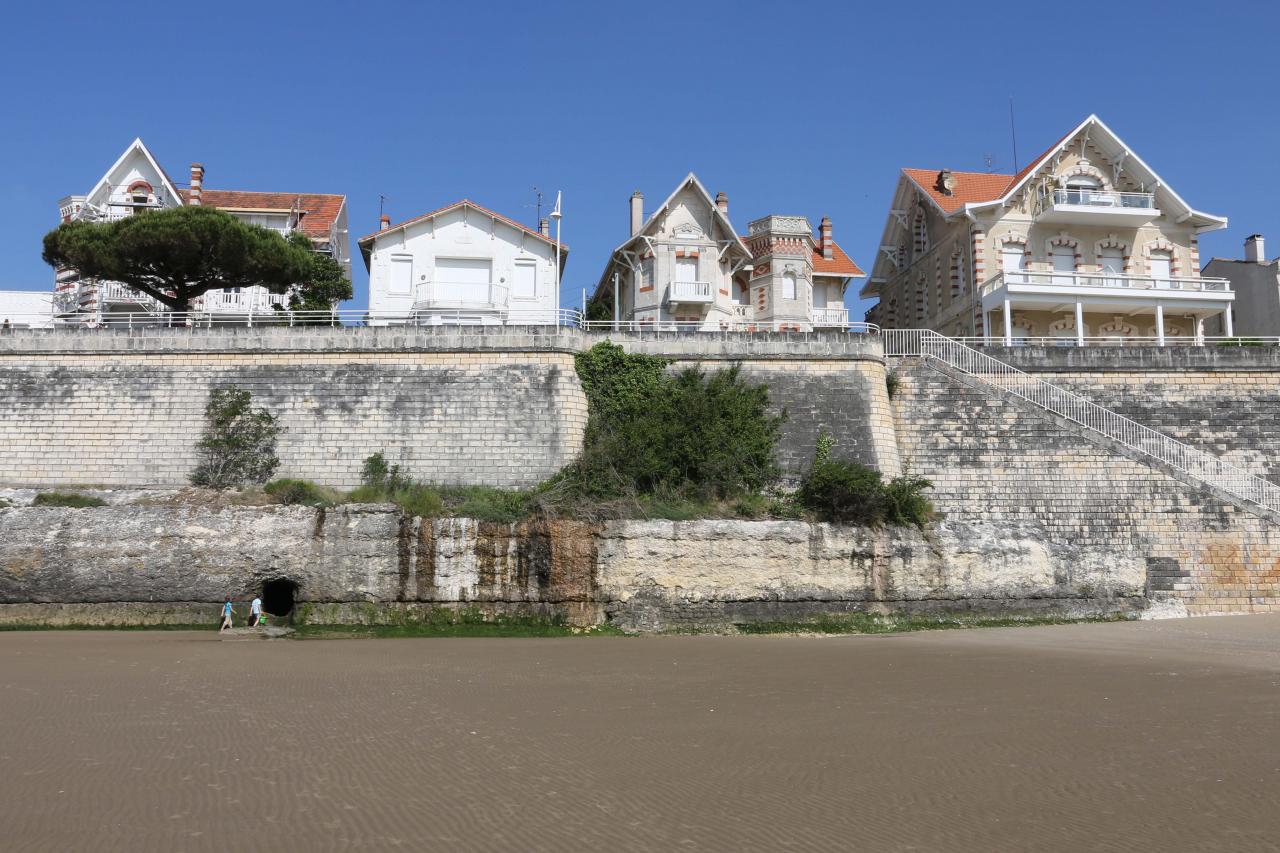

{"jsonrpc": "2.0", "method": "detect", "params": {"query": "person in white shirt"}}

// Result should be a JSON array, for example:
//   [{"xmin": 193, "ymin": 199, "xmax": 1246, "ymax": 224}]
[{"xmin": 249, "ymin": 597, "xmax": 263, "ymax": 627}]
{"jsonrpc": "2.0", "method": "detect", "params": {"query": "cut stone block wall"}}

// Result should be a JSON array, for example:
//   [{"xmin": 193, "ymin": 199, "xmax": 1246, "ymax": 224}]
[
  {"xmin": 890, "ymin": 355, "xmax": 1280, "ymax": 614},
  {"xmin": 0, "ymin": 327, "xmax": 895, "ymax": 488}
]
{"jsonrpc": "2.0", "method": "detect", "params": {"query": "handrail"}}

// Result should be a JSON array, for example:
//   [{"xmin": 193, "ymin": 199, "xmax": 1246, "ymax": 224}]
[
  {"xmin": 982, "ymin": 270, "xmax": 1232, "ymax": 295},
  {"xmin": 0, "ymin": 309, "xmax": 882, "ymax": 335},
  {"xmin": 1046, "ymin": 188, "xmax": 1156, "ymax": 209},
  {"xmin": 882, "ymin": 329, "xmax": 1280, "ymax": 513}
]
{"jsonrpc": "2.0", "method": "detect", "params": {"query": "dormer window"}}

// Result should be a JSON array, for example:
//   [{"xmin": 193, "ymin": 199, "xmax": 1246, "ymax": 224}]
[
  {"xmin": 126, "ymin": 180, "xmax": 154, "ymax": 207},
  {"xmin": 1064, "ymin": 175, "xmax": 1101, "ymax": 205}
]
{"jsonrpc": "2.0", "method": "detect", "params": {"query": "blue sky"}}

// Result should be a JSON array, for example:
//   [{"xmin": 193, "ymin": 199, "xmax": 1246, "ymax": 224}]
[{"xmin": 4, "ymin": 0, "xmax": 1278, "ymax": 321}]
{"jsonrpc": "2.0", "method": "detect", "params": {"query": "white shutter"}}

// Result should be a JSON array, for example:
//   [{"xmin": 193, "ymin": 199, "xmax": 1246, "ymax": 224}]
[
  {"xmin": 513, "ymin": 262, "xmax": 537, "ymax": 300},
  {"xmin": 389, "ymin": 256, "xmax": 413, "ymax": 296}
]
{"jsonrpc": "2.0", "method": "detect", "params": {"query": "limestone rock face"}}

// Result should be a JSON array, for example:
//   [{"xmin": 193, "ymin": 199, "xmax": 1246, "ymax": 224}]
[{"xmin": 0, "ymin": 503, "xmax": 402, "ymax": 604}]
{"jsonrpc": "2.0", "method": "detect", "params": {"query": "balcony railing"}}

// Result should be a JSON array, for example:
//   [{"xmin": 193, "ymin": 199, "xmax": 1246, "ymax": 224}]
[
  {"xmin": 982, "ymin": 270, "xmax": 1231, "ymax": 295},
  {"xmin": 1048, "ymin": 188, "xmax": 1155, "ymax": 209},
  {"xmin": 198, "ymin": 289, "xmax": 289, "ymax": 313},
  {"xmin": 413, "ymin": 281, "xmax": 510, "ymax": 309},
  {"xmin": 813, "ymin": 307, "xmax": 850, "ymax": 326},
  {"xmin": 97, "ymin": 281, "xmax": 163, "ymax": 308},
  {"xmin": 666, "ymin": 280, "xmax": 713, "ymax": 303}
]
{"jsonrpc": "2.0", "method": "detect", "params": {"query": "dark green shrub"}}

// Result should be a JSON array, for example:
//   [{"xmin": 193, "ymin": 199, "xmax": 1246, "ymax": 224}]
[
  {"xmin": 886, "ymin": 372, "xmax": 901, "ymax": 398},
  {"xmin": 32, "ymin": 492, "xmax": 107, "ymax": 508},
  {"xmin": 189, "ymin": 386, "xmax": 283, "ymax": 490},
  {"xmin": 264, "ymin": 478, "xmax": 340, "ymax": 507},
  {"xmin": 797, "ymin": 430, "xmax": 932, "ymax": 527},
  {"xmin": 559, "ymin": 342, "xmax": 784, "ymax": 503}
]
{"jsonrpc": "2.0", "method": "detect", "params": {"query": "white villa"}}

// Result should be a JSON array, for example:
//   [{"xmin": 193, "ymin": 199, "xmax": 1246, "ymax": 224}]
[
  {"xmin": 864, "ymin": 115, "xmax": 1233, "ymax": 345},
  {"xmin": 359, "ymin": 200, "xmax": 567, "ymax": 325},
  {"xmin": 594, "ymin": 174, "xmax": 864, "ymax": 331},
  {"xmin": 0, "ymin": 291, "xmax": 54, "ymax": 328},
  {"xmin": 54, "ymin": 138, "xmax": 350, "ymax": 324}
]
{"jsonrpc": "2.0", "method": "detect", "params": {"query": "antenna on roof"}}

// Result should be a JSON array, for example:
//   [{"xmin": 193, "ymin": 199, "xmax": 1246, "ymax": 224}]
[
  {"xmin": 1008, "ymin": 97, "xmax": 1020, "ymax": 173},
  {"xmin": 379, "ymin": 195, "xmax": 387, "ymax": 219},
  {"xmin": 526, "ymin": 186, "xmax": 543, "ymax": 226},
  {"xmin": 983, "ymin": 153, "xmax": 995, "ymax": 173}
]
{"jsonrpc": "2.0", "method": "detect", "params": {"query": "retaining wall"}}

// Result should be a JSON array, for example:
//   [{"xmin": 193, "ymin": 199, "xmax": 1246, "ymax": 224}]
[{"xmin": 0, "ymin": 327, "xmax": 895, "ymax": 488}]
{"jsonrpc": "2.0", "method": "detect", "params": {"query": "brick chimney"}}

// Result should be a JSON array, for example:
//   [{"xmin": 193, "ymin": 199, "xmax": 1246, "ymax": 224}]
[
  {"xmin": 715, "ymin": 191, "xmax": 729, "ymax": 216},
  {"xmin": 630, "ymin": 191, "xmax": 644, "ymax": 236},
  {"xmin": 1245, "ymin": 234, "xmax": 1266, "ymax": 263},
  {"xmin": 379, "ymin": 214, "xmax": 391, "ymax": 231},
  {"xmin": 539, "ymin": 218, "xmax": 550, "ymax": 237},
  {"xmin": 819, "ymin": 216, "xmax": 834, "ymax": 260},
  {"xmin": 189, "ymin": 163, "xmax": 204, "ymax": 206}
]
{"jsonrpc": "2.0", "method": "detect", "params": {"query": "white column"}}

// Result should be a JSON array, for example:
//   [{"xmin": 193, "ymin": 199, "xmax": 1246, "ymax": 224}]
[
  {"xmin": 1224, "ymin": 306, "xmax": 1234, "ymax": 338},
  {"xmin": 1002, "ymin": 299, "xmax": 1012, "ymax": 346},
  {"xmin": 1074, "ymin": 301, "xmax": 1084, "ymax": 347},
  {"xmin": 982, "ymin": 310, "xmax": 991, "ymax": 345},
  {"xmin": 1155, "ymin": 304, "xmax": 1165, "ymax": 346}
]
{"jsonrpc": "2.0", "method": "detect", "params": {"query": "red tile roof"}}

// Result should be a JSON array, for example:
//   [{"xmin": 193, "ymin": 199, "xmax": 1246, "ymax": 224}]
[
  {"xmin": 902, "ymin": 128, "xmax": 1079, "ymax": 215},
  {"xmin": 812, "ymin": 240, "xmax": 864, "ymax": 277},
  {"xmin": 901, "ymin": 168, "xmax": 1015, "ymax": 214},
  {"xmin": 179, "ymin": 189, "xmax": 345, "ymax": 239},
  {"xmin": 357, "ymin": 199, "xmax": 568, "ymax": 253}
]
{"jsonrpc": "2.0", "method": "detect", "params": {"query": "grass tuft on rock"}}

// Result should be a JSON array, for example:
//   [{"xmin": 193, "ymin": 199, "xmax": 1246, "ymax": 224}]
[{"xmin": 31, "ymin": 492, "xmax": 108, "ymax": 508}]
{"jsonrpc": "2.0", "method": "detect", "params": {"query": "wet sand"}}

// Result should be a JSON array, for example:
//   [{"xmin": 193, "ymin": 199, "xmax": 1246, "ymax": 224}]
[{"xmin": 3, "ymin": 617, "xmax": 1279, "ymax": 852}]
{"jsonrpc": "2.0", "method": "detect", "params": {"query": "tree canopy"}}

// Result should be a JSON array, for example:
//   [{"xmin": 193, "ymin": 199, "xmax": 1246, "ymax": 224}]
[
  {"xmin": 42, "ymin": 206, "xmax": 347, "ymax": 314},
  {"xmin": 282, "ymin": 232, "xmax": 352, "ymax": 315}
]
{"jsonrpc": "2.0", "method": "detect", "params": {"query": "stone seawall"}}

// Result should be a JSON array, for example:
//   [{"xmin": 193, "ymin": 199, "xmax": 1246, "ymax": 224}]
[
  {"xmin": 890, "ymin": 353, "xmax": 1280, "ymax": 615},
  {"xmin": 0, "ymin": 327, "xmax": 893, "ymax": 488},
  {"xmin": 0, "ymin": 503, "xmax": 1146, "ymax": 630}
]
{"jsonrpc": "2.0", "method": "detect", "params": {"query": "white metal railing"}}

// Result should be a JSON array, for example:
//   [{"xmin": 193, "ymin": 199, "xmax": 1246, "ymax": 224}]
[
  {"xmin": 0, "ymin": 307, "xmax": 882, "ymax": 334},
  {"xmin": 814, "ymin": 307, "xmax": 850, "ymax": 326},
  {"xmin": 1044, "ymin": 188, "xmax": 1156, "ymax": 210},
  {"xmin": 581, "ymin": 319, "xmax": 879, "ymax": 333},
  {"xmin": 667, "ymin": 280, "xmax": 714, "ymax": 302},
  {"xmin": 414, "ymin": 281, "xmax": 510, "ymax": 308},
  {"xmin": 950, "ymin": 336, "xmax": 1278, "ymax": 348},
  {"xmin": 95, "ymin": 281, "xmax": 163, "ymax": 311},
  {"xmin": 197, "ymin": 289, "xmax": 289, "ymax": 312},
  {"xmin": 982, "ymin": 270, "xmax": 1231, "ymax": 295},
  {"xmin": 881, "ymin": 329, "xmax": 1280, "ymax": 513}
]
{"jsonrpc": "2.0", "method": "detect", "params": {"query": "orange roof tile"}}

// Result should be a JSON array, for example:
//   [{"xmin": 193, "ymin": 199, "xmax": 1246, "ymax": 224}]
[
  {"xmin": 901, "ymin": 168, "xmax": 1015, "ymax": 214},
  {"xmin": 179, "ymin": 189, "xmax": 345, "ymax": 239},
  {"xmin": 357, "ymin": 199, "xmax": 568, "ymax": 254},
  {"xmin": 812, "ymin": 240, "xmax": 864, "ymax": 277}
]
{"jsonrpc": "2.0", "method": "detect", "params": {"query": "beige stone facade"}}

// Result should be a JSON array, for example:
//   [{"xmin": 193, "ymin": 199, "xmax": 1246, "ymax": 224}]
[{"xmin": 865, "ymin": 116, "xmax": 1231, "ymax": 344}]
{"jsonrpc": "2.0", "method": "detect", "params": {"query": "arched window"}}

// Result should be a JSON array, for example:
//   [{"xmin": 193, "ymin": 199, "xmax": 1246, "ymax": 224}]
[{"xmin": 1064, "ymin": 174, "xmax": 1102, "ymax": 205}]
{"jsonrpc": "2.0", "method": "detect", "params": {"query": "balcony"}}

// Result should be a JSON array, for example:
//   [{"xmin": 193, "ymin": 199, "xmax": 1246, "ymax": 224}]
[
  {"xmin": 198, "ymin": 288, "xmax": 288, "ymax": 314},
  {"xmin": 813, "ymin": 307, "xmax": 849, "ymax": 327},
  {"xmin": 980, "ymin": 270, "xmax": 1233, "ymax": 320},
  {"xmin": 1035, "ymin": 188, "xmax": 1159, "ymax": 226},
  {"xmin": 413, "ymin": 281, "xmax": 510, "ymax": 311},
  {"xmin": 97, "ymin": 281, "xmax": 164, "ymax": 310},
  {"xmin": 983, "ymin": 270, "xmax": 1231, "ymax": 296},
  {"xmin": 666, "ymin": 280, "xmax": 713, "ymax": 305}
]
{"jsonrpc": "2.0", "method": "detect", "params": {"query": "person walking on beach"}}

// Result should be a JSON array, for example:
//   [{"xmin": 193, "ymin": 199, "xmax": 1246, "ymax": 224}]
[
  {"xmin": 219, "ymin": 599, "xmax": 234, "ymax": 632},
  {"xmin": 249, "ymin": 596, "xmax": 263, "ymax": 628}
]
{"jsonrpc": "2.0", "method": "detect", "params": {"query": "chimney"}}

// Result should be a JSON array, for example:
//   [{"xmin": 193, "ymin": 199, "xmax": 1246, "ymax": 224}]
[
  {"xmin": 935, "ymin": 169, "xmax": 956, "ymax": 196},
  {"xmin": 630, "ymin": 190, "xmax": 644, "ymax": 236},
  {"xmin": 820, "ymin": 216, "xmax": 834, "ymax": 260},
  {"xmin": 539, "ymin": 218, "xmax": 550, "ymax": 237},
  {"xmin": 715, "ymin": 191, "xmax": 729, "ymax": 216},
  {"xmin": 379, "ymin": 214, "xmax": 391, "ymax": 231},
  {"xmin": 189, "ymin": 163, "xmax": 204, "ymax": 206},
  {"xmin": 1245, "ymin": 234, "xmax": 1266, "ymax": 264}
]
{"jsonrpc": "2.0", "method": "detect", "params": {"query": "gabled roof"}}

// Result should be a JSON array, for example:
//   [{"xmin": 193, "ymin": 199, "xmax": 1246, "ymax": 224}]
[
  {"xmin": 179, "ymin": 189, "xmax": 346, "ymax": 240},
  {"xmin": 357, "ymin": 199, "xmax": 568, "ymax": 256},
  {"xmin": 865, "ymin": 115, "xmax": 1229, "ymax": 298},
  {"xmin": 87, "ymin": 138, "xmax": 184, "ymax": 208},
  {"xmin": 594, "ymin": 173, "xmax": 751, "ymax": 297},
  {"xmin": 812, "ymin": 241, "xmax": 865, "ymax": 278}
]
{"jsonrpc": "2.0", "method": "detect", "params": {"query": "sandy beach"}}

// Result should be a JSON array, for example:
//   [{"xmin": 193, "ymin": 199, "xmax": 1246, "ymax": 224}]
[{"xmin": 2, "ymin": 616, "xmax": 1279, "ymax": 852}]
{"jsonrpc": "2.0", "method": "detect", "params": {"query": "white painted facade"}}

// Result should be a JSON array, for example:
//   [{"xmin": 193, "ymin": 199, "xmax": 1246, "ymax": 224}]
[
  {"xmin": 0, "ymin": 291, "xmax": 54, "ymax": 328},
  {"xmin": 360, "ymin": 201, "xmax": 565, "ymax": 325}
]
